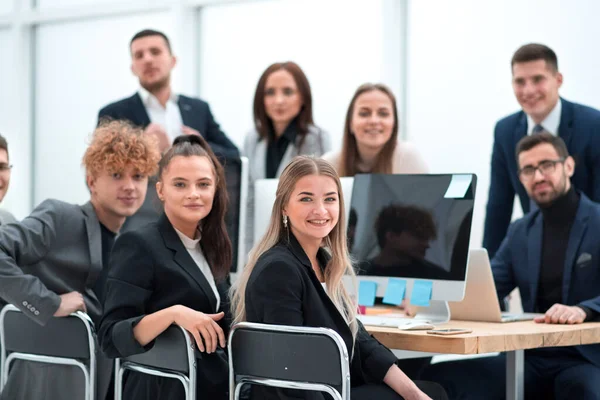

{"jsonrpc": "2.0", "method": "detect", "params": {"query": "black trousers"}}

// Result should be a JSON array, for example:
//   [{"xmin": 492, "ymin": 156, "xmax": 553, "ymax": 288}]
[
  {"xmin": 351, "ymin": 381, "xmax": 448, "ymax": 400},
  {"xmin": 422, "ymin": 348, "xmax": 600, "ymax": 400}
]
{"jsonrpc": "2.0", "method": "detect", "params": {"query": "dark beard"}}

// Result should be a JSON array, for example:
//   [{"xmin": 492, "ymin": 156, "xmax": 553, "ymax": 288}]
[{"xmin": 141, "ymin": 75, "xmax": 170, "ymax": 93}]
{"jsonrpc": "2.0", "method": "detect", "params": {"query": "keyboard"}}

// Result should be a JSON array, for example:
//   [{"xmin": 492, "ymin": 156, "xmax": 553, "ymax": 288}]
[{"xmin": 357, "ymin": 315, "xmax": 429, "ymax": 327}]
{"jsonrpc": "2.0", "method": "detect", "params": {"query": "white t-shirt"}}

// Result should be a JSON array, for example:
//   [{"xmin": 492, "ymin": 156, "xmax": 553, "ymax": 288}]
[{"xmin": 174, "ymin": 228, "xmax": 220, "ymax": 311}]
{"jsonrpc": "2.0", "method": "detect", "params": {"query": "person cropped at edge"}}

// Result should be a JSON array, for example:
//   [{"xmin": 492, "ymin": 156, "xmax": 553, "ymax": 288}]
[
  {"xmin": 423, "ymin": 133, "xmax": 600, "ymax": 400},
  {"xmin": 98, "ymin": 29, "xmax": 239, "ymax": 231},
  {"xmin": 0, "ymin": 120, "xmax": 160, "ymax": 400},
  {"xmin": 231, "ymin": 156, "xmax": 447, "ymax": 400},
  {"xmin": 322, "ymin": 83, "xmax": 428, "ymax": 177},
  {"xmin": 99, "ymin": 134, "xmax": 233, "ymax": 400},
  {"xmin": 483, "ymin": 43, "xmax": 600, "ymax": 258},
  {"xmin": 0, "ymin": 133, "xmax": 16, "ymax": 224}
]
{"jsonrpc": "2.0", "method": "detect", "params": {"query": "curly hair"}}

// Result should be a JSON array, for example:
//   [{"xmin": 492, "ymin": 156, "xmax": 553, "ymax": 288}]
[
  {"xmin": 82, "ymin": 120, "xmax": 161, "ymax": 177},
  {"xmin": 375, "ymin": 204, "xmax": 437, "ymax": 248}
]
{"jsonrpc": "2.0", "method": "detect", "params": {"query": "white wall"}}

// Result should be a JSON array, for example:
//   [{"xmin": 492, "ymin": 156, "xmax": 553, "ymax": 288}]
[
  {"xmin": 34, "ymin": 12, "xmax": 173, "ymax": 206},
  {"xmin": 406, "ymin": 0, "xmax": 600, "ymax": 247},
  {"xmin": 198, "ymin": 0, "xmax": 404, "ymax": 150}
]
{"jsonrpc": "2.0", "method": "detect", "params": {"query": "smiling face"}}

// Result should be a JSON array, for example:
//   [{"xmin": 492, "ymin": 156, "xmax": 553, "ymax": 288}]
[
  {"xmin": 157, "ymin": 155, "xmax": 216, "ymax": 233},
  {"xmin": 88, "ymin": 164, "xmax": 148, "ymax": 219},
  {"xmin": 283, "ymin": 174, "xmax": 340, "ymax": 246},
  {"xmin": 0, "ymin": 149, "xmax": 10, "ymax": 203},
  {"xmin": 512, "ymin": 59, "xmax": 562, "ymax": 123},
  {"xmin": 350, "ymin": 89, "xmax": 395, "ymax": 154},
  {"xmin": 130, "ymin": 34, "xmax": 176, "ymax": 92},
  {"xmin": 518, "ymin": 142, "xmax": 573, "ymax": 206}
]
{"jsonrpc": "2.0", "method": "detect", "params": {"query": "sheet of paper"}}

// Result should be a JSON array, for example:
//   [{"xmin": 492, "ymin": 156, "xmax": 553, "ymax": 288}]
[{"xmin": 444, "ymin": 174, "xmax": 472, "ymax": 198}]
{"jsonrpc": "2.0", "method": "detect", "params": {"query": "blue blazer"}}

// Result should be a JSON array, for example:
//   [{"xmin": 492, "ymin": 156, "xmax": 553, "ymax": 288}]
[
  {"xmin": 483, "ymin": 98, "xmax": 600, "ymax": 258},
  {"xmin": 492, "ymin": 193, "xmax": 600, "ymax": 366},
  {"xmin": 98, "ymin": 92, "xmax": 239, "ymax": 159}
]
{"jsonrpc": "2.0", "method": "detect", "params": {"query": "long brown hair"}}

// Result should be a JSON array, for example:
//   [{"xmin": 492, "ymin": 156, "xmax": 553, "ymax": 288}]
[
  {"xmin": 339, "ymin": 83, "xmax": 399, "ymax": 177},
  {"xmin": 253, "ymin": 62, "xmax": 314, "ymax": 143},
  {"xmin": 158, "ymin": 135, "xmax": 232, "ymax": 280},
  {"xmin": 231, "ymin": 156, "xmax": 358, "ymax": 341}
]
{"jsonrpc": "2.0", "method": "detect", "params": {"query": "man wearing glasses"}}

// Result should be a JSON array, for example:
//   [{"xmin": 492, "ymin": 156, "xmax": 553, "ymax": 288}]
[
  {"xmin": 483, "ymin": 43, "xmax": 600, "ymax": 259},
  {"xmin": 423, "ymin": 132, "xmax": 600, "ymax": 399},
  {"xmin": 0, "ymin": 134, "xmax": 15, "ymax": 225}
]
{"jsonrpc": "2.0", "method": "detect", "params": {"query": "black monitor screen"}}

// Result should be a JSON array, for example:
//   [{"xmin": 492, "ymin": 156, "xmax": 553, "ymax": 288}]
[{"xmin": 348, "ymin": 174, "xmax": 476, "ymax": 281}]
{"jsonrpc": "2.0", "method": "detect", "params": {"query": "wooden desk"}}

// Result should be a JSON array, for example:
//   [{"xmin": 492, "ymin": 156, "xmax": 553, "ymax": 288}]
[{"xmin": 366, "ymin": 320, "xmax": 600, "ymax": 400}]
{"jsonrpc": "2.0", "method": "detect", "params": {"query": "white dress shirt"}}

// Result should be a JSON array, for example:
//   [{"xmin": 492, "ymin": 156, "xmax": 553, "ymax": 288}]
[
  {"xmin": 174, "ymin": 227, "xmax": 220, "ymax": 311},
  {"xmin": 139, "ymin": 87, "xmax": 184, "ymax": 142},
  {"xmin": 527, "ymin": 98, "xmax": 562, "ymax": 135}
]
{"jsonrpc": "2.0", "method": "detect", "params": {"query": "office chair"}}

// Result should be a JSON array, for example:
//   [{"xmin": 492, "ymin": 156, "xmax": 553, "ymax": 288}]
[
  {"xmin": 228, "ymin": 322, "xmax": 350, "ymax": 400},
  {"xmin": 0, "ymin": 304, "xmax": 96, "ymax": 400},
  {"xmin": 114, "ymin": 324, "xmax": 196, "ymax": 400}
]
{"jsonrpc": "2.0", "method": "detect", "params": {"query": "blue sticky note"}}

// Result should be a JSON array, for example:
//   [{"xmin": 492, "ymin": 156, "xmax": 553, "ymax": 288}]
[
  {"xmin": 358, "ymin": 281, "xmax": 378, "ymax": 307},
  {"xmin": 382, "ymin": 278, "xmax": 406, "ymax": 306},
  {"xmin": 410, "ymin": 280, "xmax": 433, "ymax": 307}
]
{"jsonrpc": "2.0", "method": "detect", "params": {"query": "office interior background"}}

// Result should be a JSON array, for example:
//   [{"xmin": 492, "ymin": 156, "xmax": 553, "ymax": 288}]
[{"xmin": 1, "ymin": 0, "xmax": 599, "ymax": 248}]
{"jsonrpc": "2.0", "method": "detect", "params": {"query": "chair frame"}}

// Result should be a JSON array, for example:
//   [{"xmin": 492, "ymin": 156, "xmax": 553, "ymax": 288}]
[
  {"xmin": 0, "ymin": 304, "xmax": 96, "ymax": 400},
  {"xmin": 228, "ymin": 322, "xmax": 351, "ymax": 400},
  {"xmin": 114, "ymin": 325, "xmax": 196, "ymax": 400}
]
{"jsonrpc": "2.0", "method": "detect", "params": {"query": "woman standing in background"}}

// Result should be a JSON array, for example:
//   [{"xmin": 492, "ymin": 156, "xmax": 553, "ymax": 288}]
[{"xmin": 323, "ymin": 83, "xmax": 428, "ymax": 176}]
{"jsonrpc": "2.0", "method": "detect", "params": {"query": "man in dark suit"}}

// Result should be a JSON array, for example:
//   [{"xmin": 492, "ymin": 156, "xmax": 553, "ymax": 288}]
[
  {"xmin": 0, "ymin": 120, "xmax": 161, "ymax": 400},
  {"xmin": 423, "ymin": 133, "xmax": 600, "ymax": 400},
  {"xmin": 483, "ymin": 43, "xmax": 600, "ymax": 258},
  {"xmin": 98, "ymin": 29, "xmax": 239, "ymax": 231}
]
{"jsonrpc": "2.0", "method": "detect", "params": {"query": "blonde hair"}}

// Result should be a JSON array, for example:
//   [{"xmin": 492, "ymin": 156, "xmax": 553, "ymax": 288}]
[{"xmin": 231, "ymin": 156, "xmax": 358, "ymax": 341}]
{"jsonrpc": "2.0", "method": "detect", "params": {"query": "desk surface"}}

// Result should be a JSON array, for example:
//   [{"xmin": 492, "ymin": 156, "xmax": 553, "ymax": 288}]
[{"xmin": 367, "ymin": 320, "xmax": 600, "ymax": 354}]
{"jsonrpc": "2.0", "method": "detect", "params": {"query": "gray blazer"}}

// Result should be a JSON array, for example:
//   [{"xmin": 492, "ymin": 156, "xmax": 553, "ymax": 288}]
[
  {"xmin": 242, "ymin": 125, "xmax": 331, "ymax": 256},
  {"xmin": 0, "ymin": 209, "xmax": 16, "ymax": 225},
  {"xmin": 0, "ymin": 199, "xmax": 102, "ymax": 325},
  {"xmin": 0, "ymin": 199, "xmax": 112, "ymax": 400},
  {"xmin": 243, "ymin": 124, "xmax": 331, "ymax": 180}
]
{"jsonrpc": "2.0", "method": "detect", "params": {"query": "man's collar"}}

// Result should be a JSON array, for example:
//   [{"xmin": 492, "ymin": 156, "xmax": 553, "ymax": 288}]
[
  {"xmin": 526, "ymin": 98, "xmax": 562, "ymax": 135},
  {"xmin": 138, "ymin": 86, "xmax": 178, "ymax": 107}
]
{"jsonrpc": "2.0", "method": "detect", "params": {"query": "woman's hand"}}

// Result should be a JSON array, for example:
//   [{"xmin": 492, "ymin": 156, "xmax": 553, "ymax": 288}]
[{"xmin": 173, "ymin": 305, "xmax": 226, "ymax": 353}]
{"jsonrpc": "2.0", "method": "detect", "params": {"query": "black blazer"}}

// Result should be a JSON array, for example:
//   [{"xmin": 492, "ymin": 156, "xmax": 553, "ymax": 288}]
[
  {"xmin": 245, "ymin": 233, "xmax": 397, "ymax": 400},
  {"xmin": 98, "ymin": 92, "xmax": 239, "ymax": 159},
  {"xmin": 98, "ymin": 213, "xmax": 230, "ymax": 399}
]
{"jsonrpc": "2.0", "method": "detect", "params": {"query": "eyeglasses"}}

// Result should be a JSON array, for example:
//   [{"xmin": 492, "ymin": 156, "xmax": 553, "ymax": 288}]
[
  {"xmin": 0, "ymin": 163, "xmax": 12, "ymax": 172},
  {"xmin": 518, "ymin": 158, "xmax": 565, "ymax": 180}
]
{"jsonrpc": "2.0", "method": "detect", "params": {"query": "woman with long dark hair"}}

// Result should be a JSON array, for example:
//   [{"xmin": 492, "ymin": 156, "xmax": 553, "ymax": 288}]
[{"xmin": 99, "ymin": 134, "xmax": 232, "ymax": 399}]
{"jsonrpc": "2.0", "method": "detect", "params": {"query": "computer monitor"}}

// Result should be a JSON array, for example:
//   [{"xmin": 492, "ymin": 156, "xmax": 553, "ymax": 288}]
[
  {"xmin": 223, "ymin": 156, "xmax": 249, "ymax": 274},
  {"xmin": 349, "ymin": 173, "xmax": 476, "ymax": 304}
]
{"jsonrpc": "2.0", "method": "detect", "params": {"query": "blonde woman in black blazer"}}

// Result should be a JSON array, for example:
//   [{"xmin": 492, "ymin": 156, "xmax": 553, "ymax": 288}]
[
  {"xmin": 99, "ymin": 135, "xmax": 232, "ymax": 400},
  {"xmin": 231, "ymin": 156, "xmax": 447, "ymax": 400}
]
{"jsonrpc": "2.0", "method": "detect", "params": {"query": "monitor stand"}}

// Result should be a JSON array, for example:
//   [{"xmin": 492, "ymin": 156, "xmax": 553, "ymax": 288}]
[{"xmin": 414, "ymin": 300, "xmax": 451, "ymax": 324}]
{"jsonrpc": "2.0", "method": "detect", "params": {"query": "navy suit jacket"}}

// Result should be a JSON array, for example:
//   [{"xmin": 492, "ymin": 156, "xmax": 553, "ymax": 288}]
[
  {"xmin": 492, "ymin": 193, "xmax": 600, "ymax": 367},
  {"xmin": 98, "ymin": 92, "xmax": 239, "ymax": 159},
  {"xmin": 483, "ymin": 98, "xmax": 600, "ymax": 258}
]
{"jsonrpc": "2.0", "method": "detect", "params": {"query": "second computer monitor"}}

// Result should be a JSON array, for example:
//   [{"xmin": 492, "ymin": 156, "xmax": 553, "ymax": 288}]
[{"xmin": 349, "ymin": 173, "xmax": 476, "ymax": 302}]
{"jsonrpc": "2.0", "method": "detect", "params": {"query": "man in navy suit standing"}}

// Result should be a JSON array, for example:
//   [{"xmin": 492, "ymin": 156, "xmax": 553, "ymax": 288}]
[
  {"xmin": 483, "ymin": 43, "xmax": 600, "ymax": 258},
  {"xmin": 423, "ymin": 133, "xmax": 600, "ymax": 400},
  {"xmin": 98, "ymin": 29, "xmax": 239, "ymax": 231}
]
